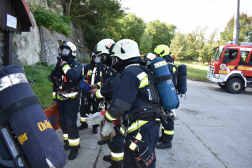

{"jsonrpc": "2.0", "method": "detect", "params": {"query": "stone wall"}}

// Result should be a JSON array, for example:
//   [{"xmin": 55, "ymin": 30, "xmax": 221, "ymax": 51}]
[{"xmin": 40, "ymin": 22, "xmax": 88, "ymax": 65}]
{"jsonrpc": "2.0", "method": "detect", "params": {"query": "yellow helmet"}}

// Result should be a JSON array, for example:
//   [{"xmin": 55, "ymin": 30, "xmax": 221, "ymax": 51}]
[{"xmin": 153, "ymin": 44, "xmax": 170, "ymax": 57}]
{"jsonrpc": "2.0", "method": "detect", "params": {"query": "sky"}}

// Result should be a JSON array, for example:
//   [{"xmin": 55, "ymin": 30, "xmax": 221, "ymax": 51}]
[{"xmin": 120, "ymin": 0, "xmax": 252, "ymax": 38}]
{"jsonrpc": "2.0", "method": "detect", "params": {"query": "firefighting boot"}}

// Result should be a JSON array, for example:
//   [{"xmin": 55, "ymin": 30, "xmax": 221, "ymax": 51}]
[
  {"xmin": 78, "ymin": 122, "xmax": 88, "ymax": 130},
  {"xmin": 68, "ymin": 149, "xmax": 79, "ymax": 160},
  {"xmin": 103, "ymin": 155, "xmax": 111, "ymax": 162},
  {"xmin": 97, "ymin": 140, "xmax": 107, "ymax": 145},
  {"xmin": 156, "ymin": 141, "xmax": 172, "ymax": 149},
  {"xmin": 92, "ymin": 124, "xmax": 99, "ymax": 134},
  {"xmin": 158, "ymin": 136, "xmax": 163, "ymax": 142},
  {"xmin": 63, "ymin": 143, "xmax": 70, "ymax": 151}
]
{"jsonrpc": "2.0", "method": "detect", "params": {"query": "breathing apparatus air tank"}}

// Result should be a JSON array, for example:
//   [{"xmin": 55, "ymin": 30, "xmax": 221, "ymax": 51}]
[
  {"xmin": 149, "ymin": 57, "xmax": 179, "ymax": 111},
  {"xmin": 0, "ymin": 65, "xmax": 66, "ymax": 168},
  {"xmin": 177, "ymin": 64, "xmax": 187, "ymax": 94}
]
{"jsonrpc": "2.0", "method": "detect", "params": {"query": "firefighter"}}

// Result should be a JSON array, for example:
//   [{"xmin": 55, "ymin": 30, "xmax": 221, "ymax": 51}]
[
  {"xmin": 50, "ymin": 40, "xmax": 83, "ymax": 160},
  {"xmin": 78, "ymin": 53, "xmax": 103, "ymax": 134},
  {"xmin": 89, "ymin": 39, "xmax": 125, "ymax": 168},
  {"xmin": 153, "ymin": 44, "xmax": 177, "ymax": 149},
  {"xmin": 86, "ymin": 39, "xmax": 159, "ymax": 168}
]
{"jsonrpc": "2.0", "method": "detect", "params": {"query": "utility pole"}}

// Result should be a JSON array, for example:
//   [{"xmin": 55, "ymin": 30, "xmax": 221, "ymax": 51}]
[{"xmin": 233, "ymin": 0, "xmax": 240, "ymax": 45}]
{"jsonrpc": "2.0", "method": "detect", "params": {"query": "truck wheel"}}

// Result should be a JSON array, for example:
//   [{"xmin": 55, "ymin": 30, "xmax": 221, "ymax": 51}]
[
  {"xmin": 218, "ymin": 83, "xmax": 226, "ymax": 89},
  {"xmin": 226, "ymin": 78, "xmax": 244, "ymax": 94}
]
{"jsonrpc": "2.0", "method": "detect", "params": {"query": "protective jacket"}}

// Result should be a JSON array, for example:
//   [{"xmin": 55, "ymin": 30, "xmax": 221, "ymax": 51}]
[
  {"xmin": 52, "ymin": 59, "xmax": 83, "ymax": 100},
  {"xmin": 51, "ymin": 58, "xmax": 83, "ymax": 149},
  {"xmin": 104, "ymin": 57, "xmax": 156, "ymax": 133}
]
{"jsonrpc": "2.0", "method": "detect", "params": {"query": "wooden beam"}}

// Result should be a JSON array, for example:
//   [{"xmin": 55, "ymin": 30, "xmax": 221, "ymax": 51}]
[{"xmin": 4, "ymin": 30, "xmax": 12, "ymax": 66}]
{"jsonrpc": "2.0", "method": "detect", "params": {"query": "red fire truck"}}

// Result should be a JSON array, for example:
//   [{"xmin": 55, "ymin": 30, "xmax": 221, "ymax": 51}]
[{"xmin": 207, "ymin": 41, "xmax": 252, "ymax": 94}]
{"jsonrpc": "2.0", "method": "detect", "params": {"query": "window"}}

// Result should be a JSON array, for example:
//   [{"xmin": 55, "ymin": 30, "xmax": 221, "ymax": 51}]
[
  {"xmin": 249, "ymin": 53, "xmax": 252, "ymax": 63},
  {"xmin": 240, "ymin": 51, "xmax": 249, "ymax": 62},
  {"xmin": 222, "ymin": 49, "xmax": 238, "ymax": 63}
]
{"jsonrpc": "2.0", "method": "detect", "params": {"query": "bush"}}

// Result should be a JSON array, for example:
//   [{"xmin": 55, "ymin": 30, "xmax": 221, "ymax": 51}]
[{"xmin": 33, "ymin": 8, "xmax": 71, "ymax": 37}]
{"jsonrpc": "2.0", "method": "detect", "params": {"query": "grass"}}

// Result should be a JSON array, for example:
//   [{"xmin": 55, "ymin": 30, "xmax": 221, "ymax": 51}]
[
  {"xmin": 175, "ymin": 61, "xmax": 208, "ymax": 81},
  {"xmin": 24, "ymin": 63, "xmax": 55, "ymax": 110}
]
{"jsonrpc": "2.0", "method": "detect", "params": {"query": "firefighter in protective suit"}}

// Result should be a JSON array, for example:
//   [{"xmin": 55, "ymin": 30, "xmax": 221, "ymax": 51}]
[
  {"xmin": 89, "ymin": 39, "xmax": 125, "ymax": 168},
  {"xmin": 86, "ymin": 39, "xmax": 159, "ymax": 168},
  {"xmin": 153, "ymin": 44, "xmax": 177, "ymax": 149},
  {"xmin": 50, "ymin": 40, "xmax": 83, "ymax": 160},
  {"xmin": 78, "ymin": 53, "xmax": 103, "ymax": 133}
]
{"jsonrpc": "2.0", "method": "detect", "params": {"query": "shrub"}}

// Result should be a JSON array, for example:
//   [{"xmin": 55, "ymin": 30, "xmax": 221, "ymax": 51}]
[{"xmin": 33, "ymin": 8, "xmax": 71, "ymax": 37}]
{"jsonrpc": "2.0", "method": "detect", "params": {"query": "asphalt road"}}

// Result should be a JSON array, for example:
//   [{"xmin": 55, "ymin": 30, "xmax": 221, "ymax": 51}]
[{"xmin": 56, "ymin": 79, "xmax": 252, "ymax": 168}]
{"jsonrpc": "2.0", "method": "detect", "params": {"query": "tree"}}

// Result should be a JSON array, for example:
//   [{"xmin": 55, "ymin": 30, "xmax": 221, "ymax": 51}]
[
  {"xmin": 109, "ymin": 13, "xmax": 146, "ymax": 45},
  {"xmin": 170, "ymin": 32, "xmax": 187, "ymax": 61},
  {"xmin": 185, "ymin": 27, "xmax": 206, "ymax": 60},
  {"xmin": 145, "ymin": 20, "xmax": 176, "ymax": 49},
  {"xmin": 139, "ymin": 31, "xmax": 153, "ymax": 54},
  {"xmin": 66, "ymin": 0, "xmax": 125, "ymax": 51},
  {"xmin": 220, "ymin": 13, "xmax": 252, "ymax": 42},
  {"xmin": 199, "ymin": 28, "xmax": 220, "ymax": 64}
]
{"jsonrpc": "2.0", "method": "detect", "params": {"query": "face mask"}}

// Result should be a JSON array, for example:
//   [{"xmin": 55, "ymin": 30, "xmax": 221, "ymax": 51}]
[
  {"xmin": 93, "ymin": 56, "xmax": 101, "ymax": 63},
  {"xmin": 146, "ymin": 60, "xmax": 151, "ymax": 65},
  {"xmin": 59, "ymin": 47, "xmax": 71, "ymax": 58}
]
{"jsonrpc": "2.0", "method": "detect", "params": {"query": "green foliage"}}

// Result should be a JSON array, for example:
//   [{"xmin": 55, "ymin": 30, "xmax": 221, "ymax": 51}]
[
  {"xmin": 198, "ymin": 29, "xmax": 219, "ymax": 64},
  {"xmin": 24, "ymin": 64, "xmax": 55, "ymax": 109},
  {"xmin": 170, "ymin": 32, "xmax": 187, "ymax": 60},
  {"xmin": 68, "ymin": 0, "xmax": 125, "ymax": 50},
  {"xmin": 145, "ymin": 20, "xmax": 176, "ymax": 49},
  {"xmin": 220, "ymin": 13, "xmax": 252, "ymax": 42},
  {"xmin": 47, "ymin": 0, "xmax": 53, "ymax": 6},
  {"xmin": 33, "ymin": 8, "xmax": 72, "ymax": 37},
  {"xmin": 80, "ymin": 56, "xmax": 91, "ymax": 64},
  {"xmin": 109, "ymin": 13, "xmax": 146, "ymax": 45},
  {"xmin": 139, "ymin": 31, "xmax": 153, "ymax": 54},
  {"xmin": 184, "ymin": 27, "xmax": 206, "ymax": 60}
]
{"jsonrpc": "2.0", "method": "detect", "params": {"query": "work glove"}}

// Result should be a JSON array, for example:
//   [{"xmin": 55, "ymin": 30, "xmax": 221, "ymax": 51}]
[
  {"xmin": 101, "ymin": 121, "xmax": 114, "ymax": 136},
  {"xmin": 129, "ymin": 135, "xmax": 155, "ymax": 167},
  {"xmin": 86, "ymin": 112, "xmax": 104, "ymax": 125}
]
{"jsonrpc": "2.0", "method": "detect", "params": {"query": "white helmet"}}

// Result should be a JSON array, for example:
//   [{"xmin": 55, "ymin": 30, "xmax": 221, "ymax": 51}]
[
  {"xmin": 94, "ymin": 39, "xmax": 115, "ymax": 55},
  {"xmin": 59, "ymin": 40, "xmax": 77, "ymax": 57},
  {"xmin": 110, "ymin": 39, "xmax": 141, "ymax": 60}
]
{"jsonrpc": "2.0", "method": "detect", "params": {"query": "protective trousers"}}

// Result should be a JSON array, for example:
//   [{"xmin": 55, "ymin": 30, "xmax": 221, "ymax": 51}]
[
  {"xmin": 79, "ymin": 94, "xmax": 102, "ymax": 126},
  {"xmin": 161, "ymin": 117, "xmax": 174, "ymax": 142},
  {"xmin": 124, "ymin": 123, "xmax": 159, "ymax": 168},
  {"xmin": 57, "ymin": 99, "xmax": 80, "ymax": 149},
  {"xmin": 106, "ymin": 124, "xmax": 124, "ymax": 167}
]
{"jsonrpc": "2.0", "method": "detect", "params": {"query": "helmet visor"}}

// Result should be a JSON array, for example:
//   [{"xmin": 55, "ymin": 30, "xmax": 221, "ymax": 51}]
[
  {"xmin": 60, "ymin": 48, "xmax": 71, "ymax": 56},
  {"xmin": 93, "ymin": 56, "xmax": 101, "ymax": 63}
]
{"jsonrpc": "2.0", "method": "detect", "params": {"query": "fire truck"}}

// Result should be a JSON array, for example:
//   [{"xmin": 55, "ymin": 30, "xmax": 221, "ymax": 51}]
[{"xmin": 207, "ymin": 41, "xmax": 252, "ymax": 94}]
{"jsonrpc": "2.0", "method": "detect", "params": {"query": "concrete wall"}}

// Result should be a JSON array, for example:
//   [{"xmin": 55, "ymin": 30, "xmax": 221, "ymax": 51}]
[{"xmin": 12, "ymin": 13, "xmax": 41, "ymax": 66}]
